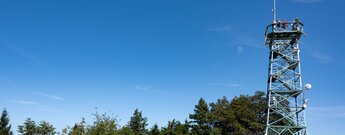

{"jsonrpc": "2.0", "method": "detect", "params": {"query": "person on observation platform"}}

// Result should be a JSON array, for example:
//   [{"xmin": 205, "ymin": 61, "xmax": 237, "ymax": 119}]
[
  {"xmin": 295, "ymin": 17, "xmax": 300, "ymax": 23},
  {"xmin": 292, "ymin": 17, "xmax": 301, "ymax": 31},
  {"xmin": 295, "ymin": 18, "xmax": 301, "ymax": 31},
  {"xmin": 282, "ymin": 19, "xmax": 287, "ymax": 30},
  {"xmin": 277, "ymin": 19, "xmax": 281, "ymax": 30}
]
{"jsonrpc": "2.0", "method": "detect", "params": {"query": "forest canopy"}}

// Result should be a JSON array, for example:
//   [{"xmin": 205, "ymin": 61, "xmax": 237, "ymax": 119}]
[{"xmin": 1, "ymin": 91, "xmax": 267, "ymax": 135}]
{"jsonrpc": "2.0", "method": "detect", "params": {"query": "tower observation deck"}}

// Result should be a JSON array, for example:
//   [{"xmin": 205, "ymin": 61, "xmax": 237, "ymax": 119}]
[{"xmin": 264, "ymin": 20, "xmax": 308, "ymax": 135}]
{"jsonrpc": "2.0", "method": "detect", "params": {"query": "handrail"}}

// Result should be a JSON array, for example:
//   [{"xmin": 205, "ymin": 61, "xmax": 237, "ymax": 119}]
[{"xmin": 265, "ymin": 22, "xmax": 304, "ymax": 36}]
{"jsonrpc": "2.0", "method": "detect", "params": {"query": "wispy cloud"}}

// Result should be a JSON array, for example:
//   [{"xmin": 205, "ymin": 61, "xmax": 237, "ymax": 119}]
[
  {"xmin": 36, "ymin": 93, "xmax": 64, "ymax": 101},
  {"xmin": 133, "ymin": 85, "xmax": 168, "ymax": 93},
  {"xmin": 207, "ymin": 24, "xmax": 264, "ymax": 50},
  {"xmin": 0, "ymin": 39, "xmax": 59, "ymax": 72},
  {"xmin": 311, "ymin": 52, "xmax": 331, "ymax": 63},
  {"xmin": 209, "ymin": 82, "xmax": 241, "ymax": 87},
  {"xmin": 1, "ymin": 40, "xmax": 42, "ymax": 65},
  {"xmin": 12, "ymin": 100, "xmax": 40, "ymax": 105},
  {"xmin": 232, "ymin": 35, "xmax": 263, "ymax": 48},
  {"xmin": 293, "ymin": 0, "xmax": 324, "ymax": 3},
  {"xmin": 134, "ymin": 85, "xmax": 152, "ymax": 91}
]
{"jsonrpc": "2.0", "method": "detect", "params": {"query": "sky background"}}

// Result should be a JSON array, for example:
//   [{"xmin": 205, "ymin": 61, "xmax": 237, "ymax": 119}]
[{"xmin": 0, "ymin": 0, "xmax": 344, "ymax": 134}]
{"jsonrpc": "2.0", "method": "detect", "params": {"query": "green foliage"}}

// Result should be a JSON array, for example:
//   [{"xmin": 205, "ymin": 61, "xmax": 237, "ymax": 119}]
[
  {"xmin": 67, "ymin": 118, "xmax": 87, "ymax": 135},
  {"xmin": 18, "ymin": 118, "xmax": 56, "ymax": 135},
  {"xmin": 160, "ymin": 119, "xmax": 190, "ymax": 135},
  {"xmin": 148, "ymin": 124, "xmax": 160, "ymax": 135},
  {"xmin": 117, "ymin": 126, "xmax": 134, "ymax": 135},
  {"xmin": 209, "ymin": 96, "xmax": 233, "ymax": 134},
  {"xmin": 88, "ymin": 112, "xmax": 117, "ymax": 135},
  {"xmin": 189, "ymin": 98, "xmax": 211, "ymax": 135},
  {"xmin": 0, "ymin": 108, "xmax": 13, "ymax": 135},
  {"xmin": 230, "ymin": 95, "xmax": 258, "ymax": 133},
  {"xmin": 250, "ymin": 91, "xmax": 267, "ymax": 130},
  {"xmin": 128, "ymin": 109, "xmax": 148, "ymax": 135},
  {"xmin": 18, "ymin": 118, "xmax": 37, "ymax": 135},
  {"xmin": 177, "ymin": 120, "xmax": 190, "ymax": 135},
  {"xmin": 209, "ymin": 127, "xmax": 221, "ymax": 135},
  {"xmin": 11, "ymin": 91, "xmax": 267, "ymax": 135},
  {"xmin": 210, "ymin": 91, "xmax": 266, "ymax": 134},
  {"xmin": 37, "ymin": 121, "xmax": 56, "ymax": 135}
]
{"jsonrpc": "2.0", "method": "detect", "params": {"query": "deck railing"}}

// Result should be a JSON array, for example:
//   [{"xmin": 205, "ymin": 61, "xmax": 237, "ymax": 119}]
[{"xmin": 265, "ymin": 21, "xmax": 304, "ymax": 36}]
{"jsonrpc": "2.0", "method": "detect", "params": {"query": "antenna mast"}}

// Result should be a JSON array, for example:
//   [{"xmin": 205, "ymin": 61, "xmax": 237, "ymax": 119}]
[{"xmin": 273, "ymin": 0, "xmax": 277, "ymax": 21}]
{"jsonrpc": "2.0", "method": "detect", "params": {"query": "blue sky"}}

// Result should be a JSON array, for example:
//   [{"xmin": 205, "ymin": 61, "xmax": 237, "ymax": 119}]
[{"xmin": 0, "ymin": 0, "xmax": 344, "ymax": 134}]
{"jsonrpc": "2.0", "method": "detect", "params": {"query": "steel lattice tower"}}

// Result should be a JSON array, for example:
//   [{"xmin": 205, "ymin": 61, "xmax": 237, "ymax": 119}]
[
  {"xmin": 263, "ymin": 18, "xmax": 308, "ymax": 134},
  {"xmin": 263, "ymin": 1, "xmax": 309, "ymax": 134}
]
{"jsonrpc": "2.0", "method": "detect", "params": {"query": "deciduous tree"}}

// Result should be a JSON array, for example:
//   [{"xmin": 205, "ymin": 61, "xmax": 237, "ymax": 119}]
[
  {"xmin": 117, "ymin": 126, "xmax": 134, "ymax": 135},
  {"xmin": 88, "ymin": 112, "xmax": 117, "ymax": 135}
]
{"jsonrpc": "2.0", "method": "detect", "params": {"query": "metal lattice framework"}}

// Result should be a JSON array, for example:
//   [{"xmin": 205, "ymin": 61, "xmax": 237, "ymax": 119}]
[{"xmin": 264, "ymin": 21, "xmax": 308, "ymax": 135}]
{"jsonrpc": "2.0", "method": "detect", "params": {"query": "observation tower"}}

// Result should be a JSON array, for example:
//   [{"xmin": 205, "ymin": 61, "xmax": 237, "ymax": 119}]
[{"xmin": 264, "ymin": 0, "xmax": 310, "ymax": 134}]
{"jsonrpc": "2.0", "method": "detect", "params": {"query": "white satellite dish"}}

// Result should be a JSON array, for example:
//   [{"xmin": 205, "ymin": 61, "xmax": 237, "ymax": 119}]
[
  {"xmin": 304, "ymin": 83, "xmax": 312, "ymax": 90},
  {"xmin": 303, "ymin": 103, "xmax": 307, "ymax": 109}
]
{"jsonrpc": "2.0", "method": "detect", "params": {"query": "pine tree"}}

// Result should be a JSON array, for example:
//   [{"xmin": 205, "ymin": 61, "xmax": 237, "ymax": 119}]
[
  {"xmin": 128, "ymin": 109, "xmax": 148, "ymax": 135},
  {"xmin": 18, "ymin": 118, "xmax": 37, "ymax": 135},
  {"xmin": 0, "ymin": 108, "xmax": 13, "ymax": 135},
  {"xmin": 37, "ymin": 121, "xmax": 56, "ymax": 135},
  {"xmin": 160, "ymin": 119, "xmax": 178, "ymax": 135},
  {"xmin": 160, "ymin": 119, "xmax": 190, "ymax": 135},
  {"xmin": 179, "ymin": 120, "xmax": 190, "ymax": 134},
  {"xmin": 148, "ymin": 124, "xmax": 160, "ymax": 135},
  {"xmin": 189, "ymin": 98, "xmax": 211, "ymax": 135}
]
